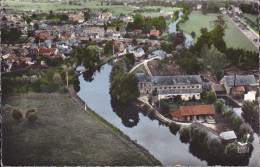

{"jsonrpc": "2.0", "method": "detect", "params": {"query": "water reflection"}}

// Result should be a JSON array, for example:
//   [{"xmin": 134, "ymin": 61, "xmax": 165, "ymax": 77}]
[
  {"xmin": 82, "ymin": 66, "xmax": 101, "ymax": 82},
  {"xmin": 110, "ymin": 98, "xmax": 140, "ymax": 128}
]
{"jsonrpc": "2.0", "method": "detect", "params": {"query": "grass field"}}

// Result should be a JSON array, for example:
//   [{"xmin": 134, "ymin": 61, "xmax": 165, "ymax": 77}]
[
  {"xmin": 1, "ymin": 0, "xmax": 134, "ymax": 15},
  {"xmin": 2, "ymin": 95, "xmax": 161, "ymax": 166},
  {"xmin": 179, "ymin": 11, "xmax": 258, "ymax": 52},
  {"xmin": 141, "ymin": 6, "xmax": 182, "ymax": 12},
  {"xmin": 243, "ymin": 13, "xmax": 258, "ymax": 24}
]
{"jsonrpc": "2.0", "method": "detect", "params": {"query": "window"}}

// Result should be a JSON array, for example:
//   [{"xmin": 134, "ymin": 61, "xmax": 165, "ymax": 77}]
[
  {"xmin": 183, "ymin": 86, "xmax": 185, "ymax": 89},
  {"xmin": 187, "ymin": 86, "xmax": 190, "ymax": 88},
  {"xmin": 178, "ymin": 87, "xmax": 180, "ymax": 89},
  {"xmin": 197, "ymin": 86, "xmax": 199, "ymax": 88},
  {"xmin": 173, "ymin": 87, "xmax": 176, "ymax": 89},
  {"xmin": 192, "ymin": 86, "xmax": 194, "ymax": 88}
]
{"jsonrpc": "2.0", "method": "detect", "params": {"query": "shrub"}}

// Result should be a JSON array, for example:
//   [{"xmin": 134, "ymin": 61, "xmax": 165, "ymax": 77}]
[
  {"xmin": 179, "ymin": 126, "xmax": 190, "ymax": 143},
  {"xmin": 238, "ymin": 123, "xmax": 253, "ymax": 138},
  {"xmin": 26, "ymin": 108, "xmax": 38, "ymax": 124},
  {"xmin": 10, "ymin": 107, "xmax": 22, "ymax": 120},
  {"xmin": 214, "ymin": 98, "xmax": 225, "ymax": 113},
  {"xmin": 207, "ymin": 138, "xmax": 224, "ymax": 157}
]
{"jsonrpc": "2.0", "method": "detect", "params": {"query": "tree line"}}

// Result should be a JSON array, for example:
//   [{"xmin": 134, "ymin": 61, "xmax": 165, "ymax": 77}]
[{"xmin": 109, "ymin": 54, "xmax": 139, "ymax": 103}]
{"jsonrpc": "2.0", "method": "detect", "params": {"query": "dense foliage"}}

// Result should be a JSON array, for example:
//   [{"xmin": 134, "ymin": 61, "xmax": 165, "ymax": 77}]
[
  {"xmin": 201, "ymin": 2, "xmax": 220, "ymax": 14},
  {"xmin": 176, "ymin": 7, "xmax": 190, "ymax": 31},
  {"xmin": 176, "ymin": 52, "xmax": 199, "ymax": 74},
  {"xmin": 1, "ymin": 28, "xmax": 22, "ymax": 44},
  {"xmin": 242, "ymin": 101, "xmax": 259, "ymax": 132},
  {"xmin": 239, "ymin": 3, "xmax": 258, "ymax": 15},
  {"xmin": 126, "ymin": 14, "xmax": 166, "ymax": 33},
  {"xmin": 109, "ymin": 54, "xmax": 139, "ymax": 103},
  {"xmin": 10, "ymin": 107, "xmax": 23, "ymax": 120}
]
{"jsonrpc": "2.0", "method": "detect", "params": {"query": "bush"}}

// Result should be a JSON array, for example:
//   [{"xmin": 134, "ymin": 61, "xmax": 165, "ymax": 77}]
[
  {"xmin": 10, "ymin": 107, "xmax": 23, "ymax": 120},
  {"xmin": 179, "ymin": 126, "xmax": 190, "ymax": 143},
  {"xmin": 238, "ymin": 123, "xmax": 253, "ymax": 138},
  {"xmin": 205, "ymin": 90, "xmax": 216, "ymax": 104},
  {"xmin": 207, "ymin": 138, "xmax": 224, "ymax": 157},
  {"xmin": 26, "ymin": 108, "xmax": 38, "ymax": 124},
  {"xmin": 214, "ymin": 98, "xmax": 225, "ymax": 113}
]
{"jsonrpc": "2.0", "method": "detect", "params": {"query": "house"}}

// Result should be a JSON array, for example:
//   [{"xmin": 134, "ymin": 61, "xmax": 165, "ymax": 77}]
[
  {"xmin": 98, "ymin": 12, "xmax": 112, "ymax": 20},
  {"xmin": 212, "ymin": 84, "xmax": 226, "ymax": 95},
  {"xmin": 170, "ymin": 105, "xmax": 215, "ymax": 123},
  {"xmin": 135, "ymin": 73, "xmax": 204, "ymax": 96},
  {"xmin": 134, "ymin": 47, "xmax": 145, "ymax": 58},
  {"xmin": 150, "ymin": 30, "xmax": 160, "ymax": 37},
  {"xmin": 219, "ymin": 131, "xmax": 237, "ymax": 144},
  {"xmin": 37, "ymin": 33, "xmax": 49, "ymax": 40},
  {"xmin": 69, "ymin": 12, "xmax": 84, "ymax": 22},
  {"xmin": 125, "ymin": 45, "xmax": 134, "ymax": 54},
  {"xmin": 158, "ymin": 89, "xmax": 201, "ymax": 101},
  {"xmin": 38, "ymin": 47, "xmax": 57, "ymax": 56},
  {"xmin": 133, "ymin": 30, "xmax": 142, "ymax": 36},
  {"xmin": 60, "ymin": 32, "xmax": 72, "ymax": 39},
  {"xmin": 220, "ymin": 75, "xmax": 257, "ymax": 95},
  {"xmin": 232, "ymin": 86, "xmax": 245, "ymax": 98},
  {"xmin": 119, "ymin": 28, "xmax": 127, "ymax": 36}
]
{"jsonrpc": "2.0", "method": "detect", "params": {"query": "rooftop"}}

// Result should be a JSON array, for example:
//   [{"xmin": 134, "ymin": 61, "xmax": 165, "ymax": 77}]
[
  {"xmin": 224, "ymin": 75, "xmax": 257, "ymax": 87},
  {"xmin": 170, "ymin": 105, "xmax": 215, "ymax": 118},
  {"xmin": 158, "ymin": 89, "xmax": 201, "ymax": 95},
  {"xmin": 219, "ymin": 131, "xmax": 237, "ymax": 140}
]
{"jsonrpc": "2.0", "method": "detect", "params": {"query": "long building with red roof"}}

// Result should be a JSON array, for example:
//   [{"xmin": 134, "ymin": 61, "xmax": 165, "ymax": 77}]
[{"xmin": 170, "ymin": 104, "xmax": 215, "ymax": 123}]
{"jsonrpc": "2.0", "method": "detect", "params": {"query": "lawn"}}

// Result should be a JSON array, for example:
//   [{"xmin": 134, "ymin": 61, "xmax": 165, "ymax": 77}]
[
  {"xmin": 243, "ymin": 13, "xmax": 258, "ymax": 24},
  {"xmin": 132, "ymin": 64, "xmax": 147, "ymax": 74},
  {"xmin": 1, "ymin": 0, "xmax": 134, "ymax": 15},
  {"xmin": 2, "ymin": 95, "xmax": 161, "ymax": 166},
  {"xmin": 179, "ymin": 11, "xmax": 258, "ymax": 52},
  {"xmin": 141, "ymin": 6, "xmax": 182, "ymax": 12}
]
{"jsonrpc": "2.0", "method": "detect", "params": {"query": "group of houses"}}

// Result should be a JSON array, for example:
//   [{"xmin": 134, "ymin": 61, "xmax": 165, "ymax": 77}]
[{"xmin": 135, "ymin": 73, "xmax": 258, "ymax": 124}]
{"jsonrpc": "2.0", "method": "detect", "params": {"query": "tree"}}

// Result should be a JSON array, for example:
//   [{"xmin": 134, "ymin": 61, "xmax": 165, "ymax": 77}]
[
  {"xmin": 173, "ymin": 10, "xmax": 179, "ymax": 21},
  {"xmin": 53, "ymin": 73, "xmax": 62, "ymax": 84},
  {"xmin": 191, "ymin": 31, "xmax": 196, "ymax": 38},
  {"xmin": 26, "ymin": 108, "xmax": 38, "ymax": 124},
  {"xmin": 179, "ymin": 126, "xmax": 190, "ymax": 143},
  {"xmin": 176, "ymin": 52, "xmax": 199, "ymax": 74},
  {"xmin": 200, "ymin": 27, "xmax": 208, "ymax": 34},
  {"xmin": 205, "ymin": 90, "xmax": 216, "ymax": 104},
  {"xmin": 214, "ymin": 15, "xmax": 227, "ymax": 29},
  {"xmin": 172, "ymin": 32, "xmax": 186, "ymax": 47},
  {"xmin": 10, "ymin": 107, "xmax": 23, "ymax": 120},
  {"xmin": 60, "ymin": 14, "xmax": 69, "ymax": 21},
  {"xmin": 214, "ymin": 98, "xmax": 225, "ymax": 113},
  {"xmin": 27, "ymin": 30, "xmax": 35, "ymax": 38},
  {"xmin": 207, "ymin": 138, "xmax": 224, "ymax": 157},
  {"xmin": 242, "ymin": 100, "xmax": 259, "ymax": 132},
  {"xmin": 224, "ymin": 142, "xmax": 239, "ymax": 160},
  {"xmin": 25, "ymin": 17, "xmax": 31, "ymax": 24},
  {"xmin": 238, "ymin": 123, "xmax": 253, "ymax": 138},
  {"xmin": 104, "ymin": 40, "xmax": 113, "ymax": 55},
  {"xmin": 160, "ymin": 100, "xmax": 169, "ymax": 115},
  {"xmin": 132, "ymin": 38, "xmax": 137, "ymax": 45},
  {"xmin": 84, "ymin": 12, "xmax": 91, "ymax": 21},
  {"xmin": 34, "ymin": 23, "xmax": 39, "ymax": 30},
  {"xmin": 133, "ymin": 13, "xmax": 143, "ymax": 30},
  {"xmin": 201, "ymin": 46, "xmax": 228, "ymax": 80},
  {"xmin": 2, "ymin": 16, "xmax": 7, "ymax": 22}
]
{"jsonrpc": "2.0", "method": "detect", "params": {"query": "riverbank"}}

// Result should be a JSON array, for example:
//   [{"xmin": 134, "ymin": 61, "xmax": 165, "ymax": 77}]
[{"xmin": 2, "ymin": 93, "xmax": 161, "ymax": 166}]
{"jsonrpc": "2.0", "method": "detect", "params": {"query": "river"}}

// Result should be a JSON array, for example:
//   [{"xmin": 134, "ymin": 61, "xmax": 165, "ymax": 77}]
[{"xmin": 75, "ymin": 10, "xmax": 259, "ymax": 166}]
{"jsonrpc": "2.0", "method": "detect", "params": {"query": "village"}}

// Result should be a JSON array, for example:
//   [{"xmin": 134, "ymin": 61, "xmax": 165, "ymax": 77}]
[{"xmin": 1, "ymin": 0, "xmax": 259, "ymax": 166}]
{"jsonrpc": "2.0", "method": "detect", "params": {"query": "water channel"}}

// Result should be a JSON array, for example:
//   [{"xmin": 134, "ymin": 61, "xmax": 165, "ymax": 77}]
[{"xmin": 76, "ymin": 11, "xmax": 259, "ymax": 166}]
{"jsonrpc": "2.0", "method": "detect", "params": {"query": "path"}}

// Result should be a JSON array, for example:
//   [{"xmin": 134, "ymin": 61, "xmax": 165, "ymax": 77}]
[{"xmin": 129, "ymin": 56, "xmax": 161, "ymax": 74}]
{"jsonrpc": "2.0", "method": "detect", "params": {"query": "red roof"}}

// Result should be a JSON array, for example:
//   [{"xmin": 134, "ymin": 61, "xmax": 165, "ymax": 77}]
[
  {"xmin": 38, "ymin": 33, "xmax": 49, "ymax": 39},
  {"xmin": 233, "ymin": 86, "xmax": 245, "ymax": 92},
  {"xmin": 39, "ymin": 47, "xmax": 56, "ymax": 55},
  {"xmin": 170, "ymin": 105, "xmax": 215, "ymax": 118},
  {"xmin": 113, "ymin": 41, "xmax": 121, "ymax": 47},
  {"xmin": 133, "ymin": 30, "xmax": 142, "ymax": 34},
  {"xmin": 61, "ymin": 32, "xmax": 71, "ymax": 39},
  {"xmin": 150, "ymin": 30, "xmax": 159, "ymax": 35}
]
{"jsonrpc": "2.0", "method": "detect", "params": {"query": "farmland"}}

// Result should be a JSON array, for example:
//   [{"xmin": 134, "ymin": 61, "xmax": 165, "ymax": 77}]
[
  {"xmin": 1, "ymin": 0, "xmax": 134, "ymax": 15},
  {"xmin": 179, "ymin": 11, "xmax": 258, "ymax": 52},
  {"xmin": 2, "ymin": 95, "xmax": 161, "ymax": 166}
]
